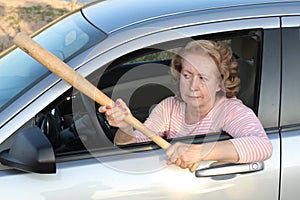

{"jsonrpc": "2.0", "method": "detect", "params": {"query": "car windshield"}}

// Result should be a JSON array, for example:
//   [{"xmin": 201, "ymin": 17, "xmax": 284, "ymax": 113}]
[{"xmin": 0, "ymin": 12, "xmax": 106, "ymax": 111}]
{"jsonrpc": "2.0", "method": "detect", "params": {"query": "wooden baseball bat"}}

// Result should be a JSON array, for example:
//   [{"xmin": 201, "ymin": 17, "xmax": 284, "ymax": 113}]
[{"xmin": 14, "ymin": 32, "xmax": 199, "ymax": 172}]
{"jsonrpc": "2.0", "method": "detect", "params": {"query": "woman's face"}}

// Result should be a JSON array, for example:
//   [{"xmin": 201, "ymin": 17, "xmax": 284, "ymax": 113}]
[{"xmin": 179, "ymin": 52, "xmax": 221, "ymax": 113}]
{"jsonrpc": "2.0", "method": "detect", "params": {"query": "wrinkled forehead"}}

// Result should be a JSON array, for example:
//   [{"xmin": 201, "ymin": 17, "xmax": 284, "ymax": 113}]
[{"xmin": 181, "ymin": 53, "xmax": 220, "ymax": 77}]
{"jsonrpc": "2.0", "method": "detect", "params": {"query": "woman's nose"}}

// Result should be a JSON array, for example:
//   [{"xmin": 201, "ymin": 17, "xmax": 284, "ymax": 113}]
[{"xmin": 190, "ymin": 76, "xmax": 200, "ymax": 90}]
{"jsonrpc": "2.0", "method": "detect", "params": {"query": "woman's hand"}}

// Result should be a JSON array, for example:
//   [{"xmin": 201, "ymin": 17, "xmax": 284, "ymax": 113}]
[
  {"xmin": 98, "ymin": 98, "xmax": 132, "ymax": 132},
  {"xmin": 166, "ymin": 142, "xmax": 203, "ymax": 169},
  {"xmin": 99, "ymin": 98, "xmax": 137, "ymax": 145},
  {"xmin": 166, "ymin": 140, "xmax": 240, "ymax": 170}
]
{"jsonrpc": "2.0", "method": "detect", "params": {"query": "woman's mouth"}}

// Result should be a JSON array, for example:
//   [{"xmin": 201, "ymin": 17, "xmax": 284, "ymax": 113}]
[{"xmin": 188, "ymin": 95, "xmax": 200, "ymax": 99}]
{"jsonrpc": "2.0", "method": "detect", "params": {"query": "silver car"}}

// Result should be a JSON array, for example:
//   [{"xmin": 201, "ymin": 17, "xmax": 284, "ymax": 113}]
[{"xmin": 0, "ymin": 0, "xmax": 299, "ymax": 199}]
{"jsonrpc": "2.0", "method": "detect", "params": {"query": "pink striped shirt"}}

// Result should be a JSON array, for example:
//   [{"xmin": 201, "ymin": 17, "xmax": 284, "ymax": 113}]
[{"xmin": 134, "ymin": 96, "xmax": 272, "ymax": 163}]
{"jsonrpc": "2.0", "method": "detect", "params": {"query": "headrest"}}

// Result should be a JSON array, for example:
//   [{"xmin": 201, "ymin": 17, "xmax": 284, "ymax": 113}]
[{"xmin": 231, "ymin": 37, "xmax": 257, "ymax": 60}]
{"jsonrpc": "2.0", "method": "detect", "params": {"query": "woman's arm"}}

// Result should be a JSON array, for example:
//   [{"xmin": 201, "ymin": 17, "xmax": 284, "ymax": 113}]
[
  {"xmin": 223, "ymin": 99, "xmax": 273, "ymax": 163},
  {"xmin": 114, "ymin": 128, "xmax": 137, "ymax": 145},
  {"xmin": 166, "ymin": 99, "xmax": 273, "ymax": 169},
  {"xmin": 166, "ymin": 140, "xmax": 239, "ymax": 169}
]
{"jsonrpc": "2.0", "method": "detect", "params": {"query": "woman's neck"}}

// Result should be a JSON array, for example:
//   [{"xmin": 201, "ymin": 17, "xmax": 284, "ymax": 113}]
[
  {"xmin": 185, "ymin": 105, "xmax": 209, "ymax": 124},
  {"xmin": 184, "ymin": 95, "xmax": 222, "ymax": 124}
]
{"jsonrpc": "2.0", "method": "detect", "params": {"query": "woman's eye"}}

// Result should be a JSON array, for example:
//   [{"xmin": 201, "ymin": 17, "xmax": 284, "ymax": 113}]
[
  {"xmin": 199, "ymin": 76, "xmax": 208, "ymax": 82},
  {"xmin": 183, "ymin": 73, "xmax": 191, "ymax": 79}
]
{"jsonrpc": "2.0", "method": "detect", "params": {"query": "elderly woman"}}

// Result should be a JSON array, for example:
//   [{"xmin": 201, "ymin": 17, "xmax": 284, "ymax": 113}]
[{"xmin": 99, "ymin": 40, "xmax": 272, "ymax": 170}]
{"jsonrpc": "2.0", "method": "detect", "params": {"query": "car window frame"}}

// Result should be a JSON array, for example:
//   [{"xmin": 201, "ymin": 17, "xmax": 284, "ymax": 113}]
[{"xmin": 51, "ymin": 29, "xmax": 264, "ymax": 159}]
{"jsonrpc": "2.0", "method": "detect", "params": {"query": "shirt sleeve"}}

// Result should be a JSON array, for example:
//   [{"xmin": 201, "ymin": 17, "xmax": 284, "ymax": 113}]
[{"xmin": 223, "ymin": 99, "xmax": 273, "ymax": 163}]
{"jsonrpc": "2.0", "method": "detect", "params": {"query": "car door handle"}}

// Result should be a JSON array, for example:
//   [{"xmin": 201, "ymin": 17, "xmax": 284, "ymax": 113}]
[{"xmin": 195, "ymin": 162, "xmax": 264, "ymax": 177}]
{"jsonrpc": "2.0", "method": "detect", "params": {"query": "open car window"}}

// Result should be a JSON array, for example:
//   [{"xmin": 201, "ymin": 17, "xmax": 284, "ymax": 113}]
[{"xmin": 33, "ymin": 30, "xmax": 261, "ymax": 156}]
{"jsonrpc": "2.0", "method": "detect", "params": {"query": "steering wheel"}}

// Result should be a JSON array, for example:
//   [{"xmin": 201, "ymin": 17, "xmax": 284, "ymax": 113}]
[
  {"xmin": 40, "ymin": 107, "xmax": 62, "ymax": 149},
  {"xmin": 79, "ymin": 93, "xmax": 115, "ymax": 147}
]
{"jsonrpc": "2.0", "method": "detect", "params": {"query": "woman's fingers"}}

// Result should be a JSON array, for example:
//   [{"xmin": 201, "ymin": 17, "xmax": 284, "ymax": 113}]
[
  {"xmin": 166, "ymin": 142, "xmax": 184, "ymax": 164},
  {"xmin": 188, "ymin": 162, "xmax": 200, "ymax": 172},
  {"xmin": 166, "ymin": 142, "xmax": 202, "ymax": 171},
  {"xmin": 98, "ymin": 98, "xmax": 132, "ymax": 129},
  {"xmin": 98, "ymin": 105, "xmax": 108, "ymax": 113}
]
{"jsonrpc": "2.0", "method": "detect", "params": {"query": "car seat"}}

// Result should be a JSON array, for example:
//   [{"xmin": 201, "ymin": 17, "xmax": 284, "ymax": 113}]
[{"xmin": 231, "ymin": 37, "xmax": 258, "ymax": 110}]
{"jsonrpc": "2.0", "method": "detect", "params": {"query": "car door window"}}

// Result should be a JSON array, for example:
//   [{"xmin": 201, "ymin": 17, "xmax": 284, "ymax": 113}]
[{"xmin": 33, "ymin": 30, "xmax": 262, "ymax": 156}]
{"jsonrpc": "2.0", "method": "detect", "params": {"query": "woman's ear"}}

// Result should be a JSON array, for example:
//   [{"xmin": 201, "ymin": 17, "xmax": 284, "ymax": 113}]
[{"xmin": 216, "ymin": 79, "xmax": 225, "ymax": 93}]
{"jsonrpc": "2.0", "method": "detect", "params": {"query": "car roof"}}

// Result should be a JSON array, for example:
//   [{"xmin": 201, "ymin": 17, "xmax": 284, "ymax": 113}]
[{"xmin": 82, "ymin": 0, "xmax": 299, "ymax": 33}]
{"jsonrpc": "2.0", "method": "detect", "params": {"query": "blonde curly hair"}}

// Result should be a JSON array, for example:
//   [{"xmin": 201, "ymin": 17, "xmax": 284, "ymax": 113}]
[{"xmin": 171, "ymin": 40, "xmax": 240, "ymax": 98}]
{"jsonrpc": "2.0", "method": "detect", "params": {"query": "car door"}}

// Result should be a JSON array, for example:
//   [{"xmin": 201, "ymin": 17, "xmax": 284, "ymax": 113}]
[
  {"xmin": 280, "ymin": 16, "xmax": 300, "ymax": 200},
  {"xmin": 0, "ymin": 17, "xmax": 281, "ymax": 200}
]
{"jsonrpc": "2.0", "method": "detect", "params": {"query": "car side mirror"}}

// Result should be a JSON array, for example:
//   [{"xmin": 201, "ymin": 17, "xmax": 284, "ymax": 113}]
[{"xmin": 0, "ymin": 126, "xmax": 56, "ymax": 174}]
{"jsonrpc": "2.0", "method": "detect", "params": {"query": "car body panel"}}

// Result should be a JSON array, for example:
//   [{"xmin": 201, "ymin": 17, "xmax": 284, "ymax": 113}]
[
  {"xmin": 280, "ymin": 129, "xmax": 300, "ymax": 200},
  {"xmin": 0, "ymin": 134, "xmax": 280, "ymax": 200}
]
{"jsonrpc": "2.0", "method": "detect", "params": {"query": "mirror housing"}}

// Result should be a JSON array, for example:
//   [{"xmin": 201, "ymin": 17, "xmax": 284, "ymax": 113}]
[{"xmin": 0, "ymin": 126, "xmax": 56, "ymax": 174}]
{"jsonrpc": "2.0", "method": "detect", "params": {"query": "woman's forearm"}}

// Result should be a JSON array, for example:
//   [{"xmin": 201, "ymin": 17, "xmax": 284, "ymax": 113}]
[
  {"xmin": 201, "ymin": 140, "xmax": 239, "ymax": 163},
  {"xmin": 114, "ymin": 128, "xmax": 137, "ymax": 145}
]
